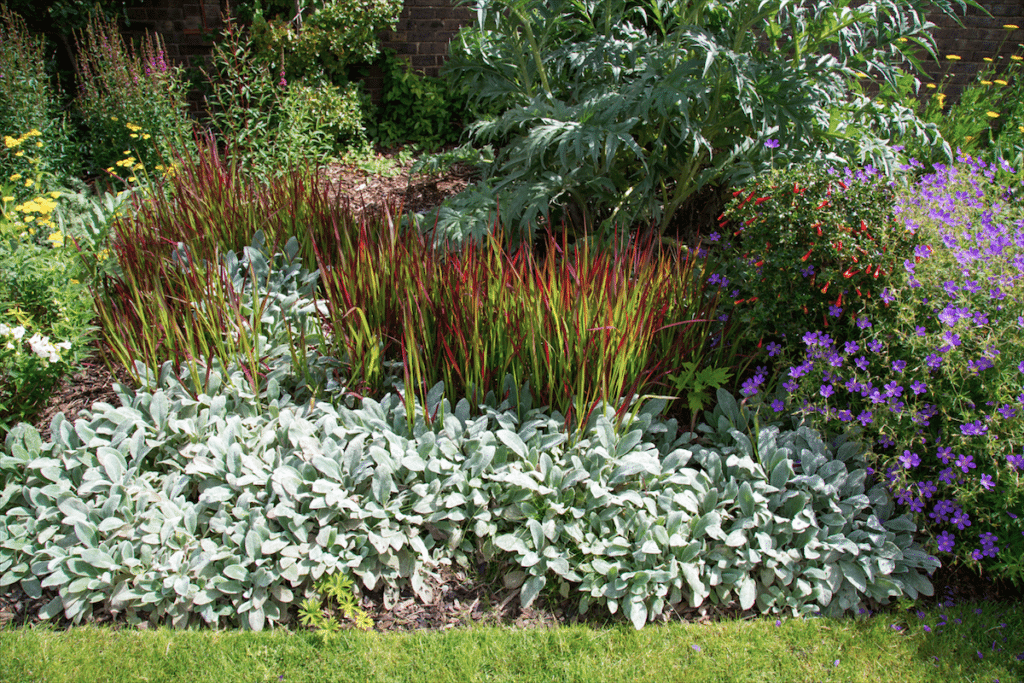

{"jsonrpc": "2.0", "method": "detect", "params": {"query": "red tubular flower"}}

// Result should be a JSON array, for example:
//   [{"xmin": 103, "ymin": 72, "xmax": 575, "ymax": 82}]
[
  {"xmin": 801, "ymin": 247, "xmax": 814, "ymax": 261},
  {"xmin": 817, "ymin": 200, "xmax": 829, "ymax": 209},
  {"xmin": 842, "ymin": 267, "xmax": 859, "ymax": 278},
  {"xmin": 754, "ymin": 196, "xmax": 771, "ymax": 205},
  {"xmin": 813, "ymin": 222, "xmax": 823, "ymax": 236},
  {"xmin": 821, "ymin": 281, "xmax": 830, "ymax": 293},
  {"xmin": 838, "ymin": 181, "xmax": 848, "ymax": 190}
]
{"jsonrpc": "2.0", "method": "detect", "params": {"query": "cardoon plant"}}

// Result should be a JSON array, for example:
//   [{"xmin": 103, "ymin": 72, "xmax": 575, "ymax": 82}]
[{"xmin": 778, "ymin": 155, "xmax": 1024, "ymax": 584}]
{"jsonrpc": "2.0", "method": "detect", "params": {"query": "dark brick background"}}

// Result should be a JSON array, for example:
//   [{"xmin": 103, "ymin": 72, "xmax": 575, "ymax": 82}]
[{"xmin": 122, "ymin": 0, "xmax": 1024, "ymax": 101}]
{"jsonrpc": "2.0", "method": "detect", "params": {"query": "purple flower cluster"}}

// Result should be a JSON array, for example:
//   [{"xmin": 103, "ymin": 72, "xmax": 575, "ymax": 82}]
[{"xmin": 768, "ymin": 157, "xmax": 1024, "ymax": 572}]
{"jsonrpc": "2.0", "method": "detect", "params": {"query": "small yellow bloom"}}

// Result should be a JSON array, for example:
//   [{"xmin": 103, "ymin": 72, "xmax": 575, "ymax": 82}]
[
  {"xmin": 127, "ymin": 176, "xmax": 136, "ymax": 182},
  {"xmin": 14, "ymin": 151, "xmax": 23, "ymax": 157},
  {"xmin": 925, "ymin": 83, "xmax": 937, "ymax": 89},
  {"xmin": 10, "ymin": 173, "xmax": 21, "ymax": 181},
  {"xmin": 35, "ymin": 141, "xmax": 43, "ymax": 148},
  {"xmin": 946, "ymin": 54, "xmax": 962, "ymax": 60},
  {"xmin": 27, "ymin": 129, "xmax": 41, "ymax": 137},
  {"xmin": 155, "ymin": 164, "xmax": 165, "ymax": 171},
  {"xmin": 3, "ymin": 135, "xmax": 20, "ymax": 148},
  {"xmin": 1019, "ymin": 125, "xmax": 1024, "ymax": 133},
  {"xmin": 98, "ymin": 249, "xmax": 110, "ymax": 261},
  {"xmin": 132, "ymin": 163, "xmax": 144, "ymax": 171},
  {"xmin": 964, "ymin": 135, "xmax": 974, "ymax": 142},
  {"xmin": 897, "ymin": 37, "xmax": 908, "ymax": 43},
  {"xmin": 46, "ymin": 231, "xmax": 64, "ymax": 248},
  {"xmin": 984, "ymin": 57, "xmax": 994, "ymax": 62},
  {"xmin": 49, "ymin": 191, "xmax": 60, "ymax": 199},
  {"xmin": 2, "ymin": 196, "xmax": 13, "ymax": 202},
  {"xmin": 987, "ymin": 111, "xmax": 1000, "ymax": 118},
  {"xmin": 129, "ymin": 133, "xmax": 138, "ymax": 139},
  {"xmin": 981, "ymin": 80, "xmax": 993, "ymax": 85},
  {"xmin": 1004, "ymin": 24, "xmax": 1020, "ymax": 29},
  {"xmin": 855, "ymin": 71, "xmax": 868, "ymax": 78},
  {"xmin": 995, "ymin": 79, "xmax": 1008, "ymax": 85},
  {"xmin": 122, "ymin": 150, "xmax": 131, "ymax": 155},
  {"xmin": 142, "ymin": 134, "xmax": 151, "ymax": 140},
  {"xmin": 126, "ymin": 122, "xmax": 142, "ymax": 132},
  {"xmin": 111, "ymin": 116, "xmax": 118, "ymax": 121},
  {"xmin": 70, "ymin": 279, "xmax": 79, "ymax": 285},
  {"xmin": 24, "ymin": 178, "xmax": 33, "ymax": 187},
  {"xmin": 1012, "ymin": 55, "xmax": 1023, "ymax": 62}
]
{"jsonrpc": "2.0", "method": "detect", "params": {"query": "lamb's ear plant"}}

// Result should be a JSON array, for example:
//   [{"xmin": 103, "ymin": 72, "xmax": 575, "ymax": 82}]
[{"xmin": 438, "ymin": 0, "xmax": 964, "ymax": 244}]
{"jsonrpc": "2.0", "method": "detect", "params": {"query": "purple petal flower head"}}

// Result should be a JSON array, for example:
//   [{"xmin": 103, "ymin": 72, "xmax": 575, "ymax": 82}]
[
  {"xmin": 764, "ymin": 139, "xmax": 780, "ymax": 149},
  {"xmin": 899, "ymin": 450, "xmax": 921, "ymax": 469},
  {"xmin": 920, "ymin": 480, "xmax": 937, "ymax": 498},
  {"xmin": 766, "ymin": 341, "xmax": 782, "ymax": 357},
  {"xmin": 692, "ymin": 644, "xmax": 702, "ymax": 652},
  {"xmin": 980, "ymin": 473, "xmax": 994, "ymax": 490},
  {"xmin": 939, "ymin": 467, "xmax": 957, "ymax": 485},
  {"xmin": 1007, "ymin": 454, "xmax": 1024, "ymax": 471},
  {"xmin": 911, "ymin": 380, "xmax": 927, "ymax": 395},
  {"xmin": 960, "ymin": 421, "xmax": 987, "ymax": 437},
  {"xmin": 855, "ymin": 356, "xmax": 870, "ymax": 371},
  {"xmin": 858, "ymin": 410, "xmax": 873, "ymax": 426},
  {"xmin": 856, "ymin": 317, "xmax": 873, "ymax": 330},
  {"xmin": 829, "ymin": 304, "xmax": 842, "ymax": 317},
  {"xmin": 844, "ymin": 341, "xmax": 860, "ymax": 354},
  {"xmin": 952, "ymin": 509, "xmax": 972, "ymax": 530},
  {"xmin": 820, "ymin": 384, "xmax": 834, "ymax": 398},
  {"xmin": 881, "ymin": 288, "xmax": 896, "ymax": 304},
  {"xmin": 891, "ymin": 360, "xmax": 906, "ymax": 373},
  {"xmin": 956, "ymin": 453, "xmax": 977, "ymax": 472},
  {"xmin": 771, "ymin": 398, "xmax": 785, "ymax": 412},
  {"xmin": 915, "ymin": 325, "xmax": 927, "ymax": 336},
  {"xmin": 926, "ymin": 354, "xmax": 943, "ymax": 369},
  {"xmin": 936, "ymin": 530, "xmax": 955, "ymax": 552}
]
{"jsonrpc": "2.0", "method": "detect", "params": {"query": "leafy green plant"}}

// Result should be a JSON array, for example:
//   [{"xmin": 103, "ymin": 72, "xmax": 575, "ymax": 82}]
[
  {"xmin": 203, "ymin": 17, "xmax": 368, "ymax": 175},
  {"xmin": 73, "ymin": 11, "xmax": 193, "ymax": 180},
  {"xmin": 437, "ymin": 0, "xmax": 960, "ymax": 245},
  {"xmin": 248, "ymin": 0, "xmax": 403, "ymax": 87},
  {"xmin": 776, "ymin": 158, "xmax": 1024, "ymax": 584},
  {"xmin": 0, "ymin": 227, "xmax": 95, "ymax": 435},
  {"xmin": 709, "ymin": 163, "xmax": 919, "ymax": 363},
  {"xmin": 666, "ymin": 362, "xmax": 733, "ymax": 427},
  {"xmin": 0, "ymin": 6, "xmax": 73, "ymax": 184},
  {"xmin": 368, "ymin": 51, "xmax": 467, "ymax": 149},
  {"xmin": 298, "ymin": 573, "xmax": 374, "ymax": 632}
]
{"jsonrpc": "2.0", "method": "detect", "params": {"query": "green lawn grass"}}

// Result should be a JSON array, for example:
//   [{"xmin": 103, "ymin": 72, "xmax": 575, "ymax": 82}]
[{"xmin": 2, "ymin": 600, "xmax": 1021, "ymax": 683}]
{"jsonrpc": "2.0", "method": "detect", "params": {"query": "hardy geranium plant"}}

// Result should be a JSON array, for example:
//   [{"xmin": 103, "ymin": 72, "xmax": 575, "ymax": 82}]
[{"xmin": 779, "ymin": 156, "xmax": 1024, "ymax": 583}]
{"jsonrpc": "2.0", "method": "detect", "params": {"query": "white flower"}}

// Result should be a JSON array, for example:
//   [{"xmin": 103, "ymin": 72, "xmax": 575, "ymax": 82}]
[
  {"xmin": 28, "ymin": 333, "xmax": 61, "ymax": 363},
  {"xmin": 0, "ymin": 324, "xmax": 26, "ymax": 340}
]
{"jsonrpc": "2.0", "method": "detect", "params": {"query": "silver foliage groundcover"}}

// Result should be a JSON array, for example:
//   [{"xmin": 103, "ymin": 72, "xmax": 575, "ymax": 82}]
[{"xmin": 0, "ymin": 244, "xmax": 938, "ymax": 630}]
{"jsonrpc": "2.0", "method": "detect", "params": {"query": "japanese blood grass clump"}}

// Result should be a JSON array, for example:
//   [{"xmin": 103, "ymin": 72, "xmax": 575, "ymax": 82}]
[
  {"xmin": 777, "ymin": 156, "xmax": 1024, "ymax": 584},
  {"xmin": 0, "ymin": 260, "xmax": 940, "ymax": 636},
  {"xmin": 95, "ymin": 232, "xmax": 329, "ymax": 399},
  {"xmin": 313, "ymin": 224, "xmax": 740, "ymax": 432}
]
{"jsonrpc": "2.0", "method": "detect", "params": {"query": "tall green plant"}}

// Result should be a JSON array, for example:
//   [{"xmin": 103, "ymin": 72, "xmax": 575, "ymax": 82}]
[
  {"xmin": 439, "ymin": 0, "xmax": 970, "ymax": 244},
  {"xmin": 73, "ymin": 11, "xmax": 193, "ymax": 178},
  {"xmin": 0, "ymin": 6, "xmax": 72, "ymax": 183}
]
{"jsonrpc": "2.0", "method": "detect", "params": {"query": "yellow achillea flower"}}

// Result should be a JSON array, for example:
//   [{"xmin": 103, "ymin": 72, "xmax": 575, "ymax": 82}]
[
  {"xmin": 48, "ymin": 191, "xmax": 60, "ymax": 199},
  {"xmin": 987, "ymin": 111, "xmax": 1000, "ymax": 118},
  {"xmin": 1019, "ymin": 126, "xmax": 1024, "ymax": 133},
  {"xmin": 46, "ymin": 231, "xmax": 64, "ymax": 248},
  {"xmin": 9, "ymin": 173, "xmax": 22, "ymax": 181},
  {"xmin": 925, "ymin": 83, "xmax": 937, "ymax": 89},
  {"xmin": 1004, "ymin": 24, "xmax": 1020, "ymax": 29},
  {"xmin": 126, "ymin": 122, "xmax": 142, "ymax": 132},
  {"xmin": 2, "ymin": 196, "xmax": 13, "ymax": 202},
  {"xmin": 27, "ymin": 129, "xmax": 41, "ymax": 137},
  {"xmin": 984, "ymin": 57, "xmax": 994, "ymax": 62},
  {"xmin": 23, "ymin": 178, "xmax": 33, "ymax": 187},
  {"xmin": 3, "ymin": 135, "xmax": 20, "ymax": 148},
  {"xmin": 936, "ymin": 93, "xmax": 947, "ymax": 109},
  {"xmin": 946, "ymin": 54, "xmax": 962, "ymax": 60},
  {"xmin": 981, "ymin": 80, "xmax": 993, "ymax": 85},
  {"xmin": 1012, "ymin": 56, "xmax": 1023, "ymax": 61},
  {"xmin": 995, "ymin": 79, "xmax": 1008, "ymax": 85}
]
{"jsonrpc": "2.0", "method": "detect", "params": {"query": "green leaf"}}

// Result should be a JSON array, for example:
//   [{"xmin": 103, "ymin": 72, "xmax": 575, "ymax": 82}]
[{"xmin": 520, "ymin": 574, "xmax": 546, "ymax": 608}]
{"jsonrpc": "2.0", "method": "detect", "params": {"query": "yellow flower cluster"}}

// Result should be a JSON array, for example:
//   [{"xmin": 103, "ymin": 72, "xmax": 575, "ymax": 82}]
[
  {"xmin": 3, "ymin": 129, "xmax": 42, "ymax": 149},
  {"xmin": 8, "ymin": 193, "xmax": 60, "ymax": 230},
  {"xmin": 126, "ymin": 122, "xmax": 152, "ymax": 141}
]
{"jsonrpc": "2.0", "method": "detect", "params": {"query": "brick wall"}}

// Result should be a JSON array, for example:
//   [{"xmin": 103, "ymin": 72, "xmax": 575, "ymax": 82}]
[{"xmin": 122, "ymin": 0, "xmax": 1024, "ymax": 101}]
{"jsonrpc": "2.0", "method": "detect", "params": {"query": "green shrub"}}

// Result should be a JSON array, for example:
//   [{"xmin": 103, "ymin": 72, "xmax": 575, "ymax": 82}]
[
  {"xmin": 368, "ymin": 51, "xmax": 466, "ymax": 150},
  {"xmin": 203, "ymin": 18, "xmax": 368, "ymax": 175},
  {"xmin": 436, "ymin": 0, "xmax": 955, "ymax": 245},
  {"xmin": 709, "ymin": 163, "xmax": 918, "ymax": 366},
  {"xmin": 248, "ymin": 0, "xmax": 403, "ymax": 87},
  {"xmin": 0, "ymin": 224, "xmax": 96, "ymax": 435},
  {"xmin": 0, "ymin": 6, "xmax": 73, "ymax": 184},
  {"xmin": 777, "ymin": 157, "xmax": 1024, "ymax": 584}
]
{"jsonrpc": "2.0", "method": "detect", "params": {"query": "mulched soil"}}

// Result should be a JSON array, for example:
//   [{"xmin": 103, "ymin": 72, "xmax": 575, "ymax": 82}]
[{"xmin": 4, "ymin": 155, "xmax": 1018, "ymax": 634}]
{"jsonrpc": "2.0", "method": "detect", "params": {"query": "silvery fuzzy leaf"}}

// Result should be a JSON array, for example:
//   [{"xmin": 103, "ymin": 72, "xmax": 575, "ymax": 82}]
[
  {"xmin": 519, "ymin": 574, "xmax": 545, "ymax": 609},
  {"xmin": 497, "ymin": 429, "xmax": 529, "ymax": 459}
]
